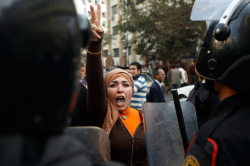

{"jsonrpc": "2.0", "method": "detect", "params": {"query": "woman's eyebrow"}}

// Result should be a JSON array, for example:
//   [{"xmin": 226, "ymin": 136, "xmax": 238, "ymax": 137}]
[{"xmin": 110, "ymin": 80, "xmax": 128, "ymax": 83}]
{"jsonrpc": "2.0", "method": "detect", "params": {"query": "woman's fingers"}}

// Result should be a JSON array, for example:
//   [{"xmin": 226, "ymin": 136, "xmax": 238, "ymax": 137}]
[
  {"xmin": 90, "ymin": 5, "xmax": 96, "ymax": 23},
  {"xmin": 90, "ymin": 24, "xmax": 101, "ymax": 40},
  {"xmin": 89, "ymin": 4, "xmax": 103, "ymax": 40},
  {"xmin": 92, "ymin": 30, "xmax": 101, "ymax": 39},
  {"xmin": 96, "ymin": 27, "xmax": 104, "ymax": 33},
  {"xmin": 96, "ymin": 4, "xmax": 101, "ymax": 27}
]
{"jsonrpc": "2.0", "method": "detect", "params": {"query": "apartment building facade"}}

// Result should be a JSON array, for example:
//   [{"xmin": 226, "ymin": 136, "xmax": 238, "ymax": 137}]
[
  {"xmin": 74, "ymin": 0, "xmax": 108, "ymax": 63},
  {"xmin": 74, "ymin": 0, "xmax": 144, "ymax": 67},
  {"xmin": 102, "ymin": 0, "xmax": 144, "ymax": 67}
]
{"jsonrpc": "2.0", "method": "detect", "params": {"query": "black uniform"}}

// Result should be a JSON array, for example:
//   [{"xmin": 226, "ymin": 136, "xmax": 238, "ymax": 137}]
[
  {"xmin": 185, "ymin": 0, "xmax": 250, "ymax": 165},
  {"xmin": 184, "ymin": 94, "xmax": 250, "ymax": 166},
  {"xmin": 70, "ymin": 83, "xmax": 91, "ymax": 126},
  {"xmin": 187, "ymin": 80, "xmax": 220, "ymax": 128}
]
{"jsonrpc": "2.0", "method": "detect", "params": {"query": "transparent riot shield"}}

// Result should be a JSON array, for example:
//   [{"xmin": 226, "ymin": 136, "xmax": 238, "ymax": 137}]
[
  {"xmin": 142, "ymin": 101, "xmax": 198, "ymax": 166},
  {"xmin": 65, "ymin": 127, "xmax": 110, "ymax": 163}
]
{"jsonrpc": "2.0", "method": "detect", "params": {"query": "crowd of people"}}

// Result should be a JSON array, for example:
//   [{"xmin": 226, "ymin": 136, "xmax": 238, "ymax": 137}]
[{"xmin": 2, "ymin": 0, "xmax": 250, "ymax": 166}]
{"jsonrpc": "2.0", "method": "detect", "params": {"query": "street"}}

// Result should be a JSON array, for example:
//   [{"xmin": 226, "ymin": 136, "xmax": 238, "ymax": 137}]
[{"xmin": 164, "ymin": 92, "xmax": 172, "ymax": 103}]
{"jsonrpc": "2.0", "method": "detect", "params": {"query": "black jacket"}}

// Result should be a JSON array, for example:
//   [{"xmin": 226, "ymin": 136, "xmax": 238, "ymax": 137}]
[
  {"xmin": 148, "ymin": 81, "xmax": 165, "ymax": 102},
  {"xmin": 187, "ymin": 80, "xmax": 220, "ymax": 128},
  {"xmin": 70, "ymin": 83, "xmax": 90, "ymax": 126},
  {"xmin": 185, "ymin": 94, "xmax": 250, "ymax": 166}
]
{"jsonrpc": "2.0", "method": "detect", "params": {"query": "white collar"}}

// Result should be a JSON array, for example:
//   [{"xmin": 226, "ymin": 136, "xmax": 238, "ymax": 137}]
[{"xmin": 155, "ymin": 79, "xmax": 162, "ymax": 87}]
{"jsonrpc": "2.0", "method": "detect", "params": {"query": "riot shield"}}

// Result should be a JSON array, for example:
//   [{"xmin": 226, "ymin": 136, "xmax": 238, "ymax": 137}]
[
  {"xmin": 142, "ymin": 101, "xmax": 197, "ymax": 166},
  {"xmin": 65, "ymin": 127, "xmax": 110, "ymax": 163}
]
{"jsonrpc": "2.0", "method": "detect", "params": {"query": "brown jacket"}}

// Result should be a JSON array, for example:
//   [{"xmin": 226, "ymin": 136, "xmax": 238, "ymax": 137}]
[{"xmin": 86, "ymin": 40, "xmax": 148, "ymax": 166}]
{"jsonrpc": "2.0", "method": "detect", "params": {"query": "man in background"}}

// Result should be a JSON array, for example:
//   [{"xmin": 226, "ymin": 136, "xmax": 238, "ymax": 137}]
[
  {"xmin": 166, "ymin": 67, "xmax": 173, "ymax": 94},
  {"xmin": 189, "ymin": 61, "xmax": 197, "ymax": 84},
  {"xmin": 70, "ymin": 65, "xmax": 90, "ymax": 126},
  {"xmin": 179, "ymin": 66, "xmax": 189, "ymax": 87},
  {"xmin": 171, "ymin": 65, "xmax": 182, "ymax": 89},
  {"xmin": 80, "ymin": 64, "xmax": 87, "ymax": 88},
  {"xmin": 129, "ymin": 62, "xmax": 147, "ymax": 111},
  {"xmin": 148, "ymin": 68, "xmax": 166, "ymax": 102}
]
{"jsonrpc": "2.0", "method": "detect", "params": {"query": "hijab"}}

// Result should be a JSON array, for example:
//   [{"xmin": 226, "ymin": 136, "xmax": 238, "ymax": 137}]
[{"xmin": 102, "ymin": 68, "xmax": 134, "ymax": 135}]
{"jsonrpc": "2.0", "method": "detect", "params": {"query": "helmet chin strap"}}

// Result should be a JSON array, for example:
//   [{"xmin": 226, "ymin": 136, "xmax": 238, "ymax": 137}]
[
  {"xmin": 205, "ymin": 79, "xmax": 219, "ymax": 94},
  {"xmin": 195, "ymin": 67, "xmax": 216, "ymax": 81},
  {"xmin": 195, "ymin": 68, "xmax": 218, "ymax": 94}
]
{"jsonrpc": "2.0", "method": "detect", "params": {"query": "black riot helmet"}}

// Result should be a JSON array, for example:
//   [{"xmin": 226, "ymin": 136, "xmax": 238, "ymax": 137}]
[
  {"xmin": 191, "ymin": 0, "xmax": 250, "ymax": 93},
  {"xmin": 0, "ymin": 0, "xmax": 91, "ymax": 134}
]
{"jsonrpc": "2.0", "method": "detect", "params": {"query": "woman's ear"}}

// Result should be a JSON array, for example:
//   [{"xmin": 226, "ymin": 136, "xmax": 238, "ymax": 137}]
[{"xmin": 105, "ymin": 89, "xmax": 108, "ymax": 98}]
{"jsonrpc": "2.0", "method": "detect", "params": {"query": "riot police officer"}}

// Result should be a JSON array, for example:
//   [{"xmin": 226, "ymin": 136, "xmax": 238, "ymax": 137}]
[
  {"xmin": 184, "ymin": 0, "xmax": 250, "ymax": 165},
  {"xmin": 0, "ymin": 0, "xmax": 99, "ymax": 165}
]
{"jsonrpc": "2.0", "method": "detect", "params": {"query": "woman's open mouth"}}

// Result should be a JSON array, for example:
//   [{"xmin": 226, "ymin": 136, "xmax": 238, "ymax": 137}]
[{"xmin": 116, "ymin": 96, "xmax": 125, "ymax": 106}]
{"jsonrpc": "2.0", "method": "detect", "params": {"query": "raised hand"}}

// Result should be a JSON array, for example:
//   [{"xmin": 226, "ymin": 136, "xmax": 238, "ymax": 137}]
[{"xmin": 90, "ymin": 4, "xmax": 104, "ymax": 41}]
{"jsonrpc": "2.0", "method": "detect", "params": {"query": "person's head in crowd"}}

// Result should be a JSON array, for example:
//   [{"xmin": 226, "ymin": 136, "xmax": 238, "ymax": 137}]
[
  {"xmin": 192, "ymin": 61, "xmax": 195, "ymax": 66},
  {"xmin": 80, "ymin": 64, "xmax": 85, "ymax": 79},
  {"xmin": 155, "ymin": 69, "xmax": 165, "ymax": 82},
  {"xmin": 155, "ymin": 62, "xmax": 159, "ymax": 67},
  {"xmin": 129, "ymin": 62, "xmax": 141, "ymax": 78},
  {"xmin": 0, "ymin": 0, "xmax": 91, "ymax": 134},
  {"xmin": 175, "ymin": 64, "xmax": 180, "ymax": 69},
  {"xmin": 104, "ymin": 69, "xmax": 134, "ymax": 112}
]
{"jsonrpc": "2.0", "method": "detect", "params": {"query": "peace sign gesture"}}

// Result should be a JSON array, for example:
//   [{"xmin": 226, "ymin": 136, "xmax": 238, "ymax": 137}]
[{"xmin": 90, "ymin": 4, "xmax": 104, "ymax": 41}]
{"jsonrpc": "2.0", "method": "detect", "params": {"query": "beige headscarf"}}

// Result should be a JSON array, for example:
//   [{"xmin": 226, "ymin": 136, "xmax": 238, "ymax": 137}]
[{"xmin": 102, "ymin": 68, "xmax": 134, "ymax": 135}]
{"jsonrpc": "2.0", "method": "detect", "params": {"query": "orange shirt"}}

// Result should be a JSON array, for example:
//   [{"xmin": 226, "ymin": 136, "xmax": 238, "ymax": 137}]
[{"xmin": 119, "ymin": 106, "xmax": 142, "ymax": 136}]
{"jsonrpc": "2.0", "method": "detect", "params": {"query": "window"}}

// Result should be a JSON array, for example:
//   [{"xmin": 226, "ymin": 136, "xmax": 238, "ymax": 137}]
[
  {"xmin": 112, "ymin": 5, "xmax": 117, "ymax": 15},
  {"xmin": 104, "ymin": 50, "xmax": 108, "ymax": 57},
  {"xmin": 82, "ymin": 0, "xmax": 86, "ymax": 4},
  {"xmin": 102, "ymin": 23, "xmax": 105, "ymax": 27},
  {"xmin": 113, "ymin": 48, "xmax": 119, "ymax": 57},
  {"xmin": 102, "ymin": 12, "xmax": 106, "ymax": 18},
  {"xmin": 88, "ymin": 11, "xmax": 91, "ymax": 17},
  {"xmin": 95, "ymin": 0, "xmax": 98, "ymax": 5},
  {"xmin": 88, "ymin": 0, "xmax": 91, "ymax": 3},
  {"xmin": 102, "ymin": 1, "xmax": 104, "ymax": 4},
  {"xmin": 128, "ymin": 46, "xmax": 131, "ymax": 55},
  {"xmin": 112, "ymin": 26, "xmax": 118, "ymax": 35}
]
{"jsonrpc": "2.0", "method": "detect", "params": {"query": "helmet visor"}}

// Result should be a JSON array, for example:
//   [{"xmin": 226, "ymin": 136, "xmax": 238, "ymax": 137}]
[{"xmin": 190, "ymin": 0, "xmax": 234, "ymax": 21}]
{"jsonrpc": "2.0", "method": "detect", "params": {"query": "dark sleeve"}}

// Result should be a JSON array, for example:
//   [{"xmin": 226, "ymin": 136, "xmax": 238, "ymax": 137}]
[
  {"xmin": 149, "ymin": 87, "xmax": 159, "ymax": 102},
  {"xmin": 70, "ymin": 84, "xmax": 90, "ymax": 126},
  {"xmin": 81, "ymin": 85, "xmax": 90, "ymax": 126},
  {"xmin": 86, "ymin": 39, "xmax": 107, "ymax": 127},
  {"xmin": 187, "ymin": 88, "xmax": 195, "ymax": 104}
]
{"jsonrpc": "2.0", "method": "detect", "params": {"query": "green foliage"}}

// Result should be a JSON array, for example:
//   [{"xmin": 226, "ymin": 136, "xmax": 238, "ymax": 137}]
[
  {"xmin": 118, "ymin": 0, "xmax": 206, "ymax": 61},
  {"xmin": 102, "ymin": 32, "xmax": 117, "ymax": 47}
]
